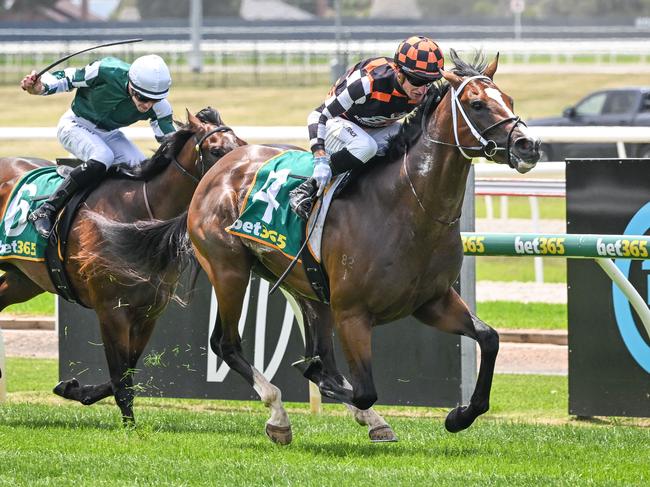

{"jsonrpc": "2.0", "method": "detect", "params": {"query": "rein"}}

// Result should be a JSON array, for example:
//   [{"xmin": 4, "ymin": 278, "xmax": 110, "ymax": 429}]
[
  {"xmin": 171, "ymin": 125, "xmax": 233, "ymax": 184},
  {"xmin": 402, "ymin": 149, "xmax": 460, "ymax": 226},
  {"xmin": 422, "ymin": 75, "xmax": 525, "ymax": 168}
]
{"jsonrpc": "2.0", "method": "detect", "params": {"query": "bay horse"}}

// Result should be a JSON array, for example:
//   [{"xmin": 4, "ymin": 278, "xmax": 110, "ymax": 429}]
[
  {"xmin": 90, "ymin": 51, "xmax": 540, "ymax": 443},
  {"xmin": 0, "ymin": 107, "xmax": 245, "ymax": 423}
]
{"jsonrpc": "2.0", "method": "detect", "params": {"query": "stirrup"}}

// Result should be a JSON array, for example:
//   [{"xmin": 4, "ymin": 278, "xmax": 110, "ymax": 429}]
[{"xmin": 28, "ymin": 203, "xmax": 56, "ymax": 239}]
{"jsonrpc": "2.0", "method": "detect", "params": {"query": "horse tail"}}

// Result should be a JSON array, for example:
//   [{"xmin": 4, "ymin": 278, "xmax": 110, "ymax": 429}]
[{"xmin": 79, "ymin": 211, "xmax": 195, "ymax": 285}]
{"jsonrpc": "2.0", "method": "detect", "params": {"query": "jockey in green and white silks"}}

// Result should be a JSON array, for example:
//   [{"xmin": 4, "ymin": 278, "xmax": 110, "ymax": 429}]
[{"xmin": 20, "ymin": 54, "xmax": 176, "ymax": 238}]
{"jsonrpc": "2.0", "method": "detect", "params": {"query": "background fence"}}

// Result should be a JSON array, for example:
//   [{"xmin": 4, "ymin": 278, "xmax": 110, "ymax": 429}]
[{"xmin": 2, "ymin": 38, "xmax": 650, "ymax": 86}]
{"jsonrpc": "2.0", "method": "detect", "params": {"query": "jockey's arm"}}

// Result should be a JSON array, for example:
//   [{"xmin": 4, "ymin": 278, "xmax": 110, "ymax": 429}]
[
  {"xmin": 307, "ymin": 68, "xmax": 371, "ymax": 154},
  {"xmin": 150, "ymin": 98, "xmax": 176, "ymax": 141},
  {"xmin": 34, "ymin": 60, "xmax": 102, "ymax": 96}
]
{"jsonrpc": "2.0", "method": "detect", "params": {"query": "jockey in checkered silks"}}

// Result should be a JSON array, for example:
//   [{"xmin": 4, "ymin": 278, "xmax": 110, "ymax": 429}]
[{"xmin": 290, "ymin": 36, "xmax": 446, "ymax": 219}]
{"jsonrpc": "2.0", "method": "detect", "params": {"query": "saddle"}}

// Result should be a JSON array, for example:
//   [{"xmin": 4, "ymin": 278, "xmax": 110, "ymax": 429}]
[{"xmin": 44, "ymin": 159, "xmax": 144, "ymax": 306}]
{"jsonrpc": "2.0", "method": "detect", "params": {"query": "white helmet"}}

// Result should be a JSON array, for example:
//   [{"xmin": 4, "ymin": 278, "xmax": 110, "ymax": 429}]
[{"xmin": 128, "ymin": 54, "xmax": 171, "ymax": 100}]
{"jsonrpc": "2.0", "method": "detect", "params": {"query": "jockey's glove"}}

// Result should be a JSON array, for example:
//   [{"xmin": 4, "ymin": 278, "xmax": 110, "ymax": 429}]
[{"xmin": 313, "ymin": 155, "xmax": 332, "ymax": 196}]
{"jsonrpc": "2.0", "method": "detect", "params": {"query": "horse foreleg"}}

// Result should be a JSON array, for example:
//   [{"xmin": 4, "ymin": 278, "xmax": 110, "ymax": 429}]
[
  {"xmin": 295, "ymin": 298, "xmax": 354, "ymax": 403},
  {"xmin": 298, "ymin": 298, "xmax": 396, "ymax": 441},
  {"xmin": 413, "ymin": 288, "xmax": 499, "ymax": 433},
  {"xmin": 0, "ymin": 268, "xmax": 44, "ymax": 311},
  {"xmin": 332, "ymin": 310, "xmax": 378, "ymax": 411}
]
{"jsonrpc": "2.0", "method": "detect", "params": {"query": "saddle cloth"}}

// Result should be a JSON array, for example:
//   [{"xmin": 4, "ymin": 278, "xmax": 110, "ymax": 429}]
[
  {"xmin": 226, "ymin": 150, "xmax": 313, "ymax": 259},
  {"xmin": 0, "ymin": 167, "xmax": 62, "ymax": 261}
]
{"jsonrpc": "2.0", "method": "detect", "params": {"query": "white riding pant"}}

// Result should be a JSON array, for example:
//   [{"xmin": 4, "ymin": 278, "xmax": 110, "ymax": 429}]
[
  {"xmin": 57, "ymin": 109, "xmax": 146, "ymax": 168},
  {"xmin": 323, "ymin": 117, "xmax": 401, "ymax": 163}
]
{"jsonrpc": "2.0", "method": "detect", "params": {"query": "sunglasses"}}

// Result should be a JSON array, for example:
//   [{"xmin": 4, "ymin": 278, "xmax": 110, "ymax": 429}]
[
  {"xmin": 132, "ymin": 91, "xmax": 156, "ymax": 103},
  {"xmin": 405, "ymin": 75, "xmax": 433, "ymax": 88}
]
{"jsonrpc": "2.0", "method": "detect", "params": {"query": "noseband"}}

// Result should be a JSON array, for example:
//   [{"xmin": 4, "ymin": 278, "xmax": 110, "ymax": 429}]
[
  {"xmin": 423, "ymin": 75, "xmax": 526, "ymax": 168},
  {"xmin": 172, "ymin": 125, "xmax": 233, "ymax": 184}
]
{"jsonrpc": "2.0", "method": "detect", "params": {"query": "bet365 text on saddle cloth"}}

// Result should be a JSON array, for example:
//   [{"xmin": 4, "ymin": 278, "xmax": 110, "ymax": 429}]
[{"xmin": 226, "ymin": 150, "xmax": 313, "ymax": 259}]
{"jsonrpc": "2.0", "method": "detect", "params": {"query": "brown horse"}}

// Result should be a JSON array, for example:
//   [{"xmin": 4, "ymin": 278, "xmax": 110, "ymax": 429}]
[
  {"xmin": 0, "ymin": 107, "xmax": 245, "ymax": 422},
  {"xmin": 91, "ymin": 51, "xmax": 540, "ymax": 443}
]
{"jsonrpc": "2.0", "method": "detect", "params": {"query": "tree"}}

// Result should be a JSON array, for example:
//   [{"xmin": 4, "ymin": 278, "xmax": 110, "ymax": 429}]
[{"xmin": 135, "ymin": 0, "xmax": 241, "ymax": 19}]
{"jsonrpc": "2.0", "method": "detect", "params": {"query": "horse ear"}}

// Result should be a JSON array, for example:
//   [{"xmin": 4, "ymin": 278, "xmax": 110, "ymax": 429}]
[
  {"xmin": 186, "ymin": 108, "xmax": 201, "ymax": 128},
  {"xmin": 484, "ymin": 52, "xmax": 500, "ymax": 79},
  {"xmin": 441, "ymin": 69, "xmax": 462, "ymax": 89}
]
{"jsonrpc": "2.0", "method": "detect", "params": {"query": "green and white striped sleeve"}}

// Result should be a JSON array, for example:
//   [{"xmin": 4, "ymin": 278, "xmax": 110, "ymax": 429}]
[
  {"xmin": 39, "ymin": 60, "xmax": 101, "ymax": 95},
  {"xmin": 150, "ymin": 99, "xmax": 176, "ymax": 141}
]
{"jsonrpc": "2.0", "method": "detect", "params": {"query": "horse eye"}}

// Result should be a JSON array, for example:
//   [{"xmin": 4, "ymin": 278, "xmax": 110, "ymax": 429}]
[{"xmin": 470, "ymin": 100, "xmax": 483, "ymax": 110}]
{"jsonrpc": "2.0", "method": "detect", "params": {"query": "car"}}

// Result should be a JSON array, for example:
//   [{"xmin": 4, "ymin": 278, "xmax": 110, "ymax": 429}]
[{"xmin": 526, "ymin": 87, "xmax": 650, "ymax": 161}]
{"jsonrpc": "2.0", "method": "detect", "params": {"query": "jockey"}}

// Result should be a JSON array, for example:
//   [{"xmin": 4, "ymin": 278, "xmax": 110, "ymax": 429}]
[
  {"xmin": 20, "ymin": 54, "xmax": 176, "ymax": 239},
  {"xmin": 290, "ymin": 36, "xmax": 445, "ymax": 219}
]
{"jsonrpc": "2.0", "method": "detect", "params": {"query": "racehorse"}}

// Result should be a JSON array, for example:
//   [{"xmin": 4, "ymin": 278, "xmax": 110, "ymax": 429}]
[
  {"xmin": 0, "ymin": 107, "xmax": 245, "ymax": 423},
  {"xmin": 89, "ymin": 50, "xmax": 540, "ymax": 443}
]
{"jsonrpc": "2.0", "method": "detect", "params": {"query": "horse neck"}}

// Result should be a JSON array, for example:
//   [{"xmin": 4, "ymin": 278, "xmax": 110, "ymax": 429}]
[
  {"xmin": 144, "ymin": 138, "xmax": 200, "ymax": 220},
  {"xmin": 403, "ymin": 94, "xmax": 471, "ymax": 226}
]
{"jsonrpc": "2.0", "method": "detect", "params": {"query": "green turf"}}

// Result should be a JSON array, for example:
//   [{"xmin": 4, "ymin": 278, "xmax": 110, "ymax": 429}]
[
  {"xmin": 475, "ymin": 195, "xmax": 565, "ymax": 220},
  {"xmin": 3, "ymin": 293, "xmax": 55, "ymax": 316},
  {"xmin": 477, "ymin": 302, "xmax": 566, "ymax": 330},
  {"xmin": 476, "ymin": 256, "xmax": 567, "ymax": 283},
  {"xmin": 1, "ymin": 358, "xmax": 649, "ymax": 486}
]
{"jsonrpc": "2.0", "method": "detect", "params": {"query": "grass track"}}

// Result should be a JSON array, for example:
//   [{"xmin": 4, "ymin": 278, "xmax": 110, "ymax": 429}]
[{"xmin": 1, "ymin": 358, "xmax": 649, "ymax": 486}]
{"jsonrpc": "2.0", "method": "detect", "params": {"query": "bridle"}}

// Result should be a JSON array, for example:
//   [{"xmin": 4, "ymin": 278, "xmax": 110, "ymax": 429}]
[
  {"xmin": 171, "ymin": 125, "xmax": 233, "ymax": 184},
  {"xmin": 422, "ymin": 75, "xmax": 525, "ymax": 168}
]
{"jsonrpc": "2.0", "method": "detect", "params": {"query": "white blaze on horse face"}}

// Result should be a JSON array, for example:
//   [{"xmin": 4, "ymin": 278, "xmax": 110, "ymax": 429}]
[{"xmin": 485, "ymin": 87, "xmax": 533, "ymax": 138}]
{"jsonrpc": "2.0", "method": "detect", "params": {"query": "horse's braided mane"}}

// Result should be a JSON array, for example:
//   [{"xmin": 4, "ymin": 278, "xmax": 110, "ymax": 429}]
[
  {"xmin": 112, "ymin": 106, "xmax": 224, "ymax": 180},
  {"xmin": 385, "ymin": 49, "xmax": 488, "ymax": 161}
]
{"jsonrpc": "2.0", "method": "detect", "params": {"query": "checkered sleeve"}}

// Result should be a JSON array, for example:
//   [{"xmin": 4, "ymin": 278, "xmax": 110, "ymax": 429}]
[
  {"xmin": 307, "ymin": 68, "xmax": 371, "ymax": 153},
  {"xmin": 40, "ymin": 60, "xmax": 101, "ymax": 95}
]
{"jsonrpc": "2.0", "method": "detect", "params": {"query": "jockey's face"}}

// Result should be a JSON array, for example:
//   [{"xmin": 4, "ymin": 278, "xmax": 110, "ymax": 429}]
[
  {"xmin": 401, "ymin": 76, "xmax": 430, "ymax": 103},
  {"xmin": 128, "ymin": 84, "xmax": 157, "ymax": 112}
]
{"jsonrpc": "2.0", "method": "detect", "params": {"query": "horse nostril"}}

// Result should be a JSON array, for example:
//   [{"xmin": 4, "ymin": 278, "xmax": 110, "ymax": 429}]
[{"xmin": 514, "ymin": 137, "xmax": 538, "ymax": 155}]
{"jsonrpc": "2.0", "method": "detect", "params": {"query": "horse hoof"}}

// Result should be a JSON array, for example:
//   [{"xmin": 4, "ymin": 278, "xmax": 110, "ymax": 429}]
[
  {"xmin": 53, "ymin": 378, "xmax": 79, "ymax": 398},
  {"xmin": 369, "ymin": 425, "xmax": 398, "ymax": 443},
  {"xmin": 444, "ymin": 406, "xmax": 475, "ymax": 433},
  {"xmin": 265, "ymin": 423, "xmax": 292, "ymax": 445}
]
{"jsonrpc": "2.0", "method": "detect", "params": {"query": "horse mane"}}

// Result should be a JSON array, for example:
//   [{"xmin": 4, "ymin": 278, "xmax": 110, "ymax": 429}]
[
  {"xmin": 386, "ymin": 49, "xmax": 487, "ymax": 161},
  {"xmin": 112, "ymin": 106, "xmax": 224, "ymax": 180}
]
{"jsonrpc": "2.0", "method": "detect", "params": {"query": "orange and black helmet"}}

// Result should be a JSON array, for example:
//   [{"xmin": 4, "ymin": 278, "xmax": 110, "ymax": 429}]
[{"xmin": 394, "ymin": 36, "xmax": 444, "ymax": 86}]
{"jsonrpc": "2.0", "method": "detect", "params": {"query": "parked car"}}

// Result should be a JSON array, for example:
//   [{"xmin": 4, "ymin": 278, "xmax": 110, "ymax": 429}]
[{"xmin": 527, "ymin": 87, "xmax": 650, "ymax": 161}]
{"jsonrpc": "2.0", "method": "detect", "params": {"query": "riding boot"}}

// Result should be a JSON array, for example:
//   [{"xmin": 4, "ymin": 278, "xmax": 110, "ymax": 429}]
[
  {"xmin": 289, "ymin": 149, "xmax": 365, "ymax": 220},
  {"xmin": 29, "ymin": 159, "xmax": 107, "ymax": 239},
  {"xmin": 288, "ymin": 178, "xmax": 318, "ymax": 220}
]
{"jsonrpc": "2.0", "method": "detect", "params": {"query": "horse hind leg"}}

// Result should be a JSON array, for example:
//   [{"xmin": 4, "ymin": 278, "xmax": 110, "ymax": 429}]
[
  {"xmin": 210, "ymin": 312, "xmax": 291, "ymax": 444},
  {"xmin": 413, "ymin": 288, "xmax": 499, "ymax": 433},
  {"xmin": 204, "ymin": 256, "xmax": 291, "ymax": 445}
]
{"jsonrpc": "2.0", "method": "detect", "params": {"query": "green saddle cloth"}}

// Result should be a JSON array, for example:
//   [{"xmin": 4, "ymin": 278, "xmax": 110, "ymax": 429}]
[
  {"xmin": 0, "ymin": 166, "xmax": 63, "ymax": 261},
  {"xmin": 226, "ymin": 150, "xmax": 313, "ymax": 259}
]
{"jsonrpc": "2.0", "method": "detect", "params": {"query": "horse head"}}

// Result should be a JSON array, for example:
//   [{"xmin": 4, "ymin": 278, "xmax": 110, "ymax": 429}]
[
  {"xmin": 186, "ymin": 108, "xmax": 247, "ymax": 177},
  {"xmin": 437, "ymin": 51, "xmax": 540, "ymax": 174}
]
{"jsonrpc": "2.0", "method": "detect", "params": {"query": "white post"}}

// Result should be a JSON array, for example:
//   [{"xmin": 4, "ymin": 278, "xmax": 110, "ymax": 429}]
[
  {"xmin": 0, "ymin": 327, "xmax": 6, "ymax": 403},
  {"xmin": 596, "ymin": 259, "xmax": 650, "ymax": 337},
  {"xmin": 500, "ymin": 195, "xmax": 509, "ymax": 219},
  {"xmin": 485, "ymin": 195, "xmax": 494, "ymax": 219},
  {"xmin": 189, "ymin": 0, "xmax": 203, "ymax": 73},
  {"xmin": 616, "ymin": 141, "xmax": 627, "ymax": 158},
  {"xmin": 529, "ymin": 196, "xmax": 544, "ymax": 283}
]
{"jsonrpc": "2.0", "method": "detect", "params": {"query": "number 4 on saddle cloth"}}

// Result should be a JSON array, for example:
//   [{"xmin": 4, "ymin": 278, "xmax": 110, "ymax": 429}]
[{"xmin": 226, "ymin": 150, "xmax": 346, "ymax": 302}]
